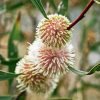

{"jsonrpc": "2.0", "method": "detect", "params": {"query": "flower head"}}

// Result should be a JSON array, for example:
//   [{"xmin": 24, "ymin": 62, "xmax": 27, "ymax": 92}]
[
  {"xmin": 15, "ymin": 55, "xmax": 58, "ymax": 93},
  {"xmin": 38, "ymin": 44, "xmax": 75, "ymax": 76},
  {"xmin": 28, "ymin": 40, "xmax": 75, "ymax": 77},
  {"xmin": 37, "ymin": 14, "xmax": 71, "ymax": 48}
]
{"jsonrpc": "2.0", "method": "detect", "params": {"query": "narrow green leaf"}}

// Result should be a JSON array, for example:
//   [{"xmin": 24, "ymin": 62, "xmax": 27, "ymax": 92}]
[
  {"xmin": 48, "ymin": 98, "xmax": 71, "ymax": 100},
  {"xmin": 8, "ymin": 13, "xmax": 21, "ymax": 59},
  {"xmin": 0, "ymin": 54, "xmax": 5, "ymax": 62},
  {"xmin": 0, "ymin": 2, "xmax": 6, "ymax": 14},
  {"xmin": 7, "ymin": 13, "xmax": 21, "ymax": 87},
  {"xmin": 30, "ymin": 0, "xmax": 48, "ymax": 19},
  {"xmin": 0, "ymin": 71, "xmax": 20, "ymax": 81},
  {"xmin": 68, "ymin": 64, "xmax": 87, "ymax": 76},
  {"xmin": 0, "ymin": 96, "xmax": 13, "ymax": 100},
  {"xmin": 8, "ymin": 13, "xmax": 22, "ymax": 43},
  {"xmin": 0, "ymin": 0, "xmax": 29, "ymax": 13},
  {"xmin": 58, "ymin": 0, "xmax": 68, "ymax": 16},
  {"xmin": 68, "ymin": 87, "xmax": 84, "ymax": 97},
  {"xmin": 87, "ymin": 63, "xmax": 100, "ymax": 75},
  {"xmin": 0, "ymin": 55, "xmax": 20, "ymax": 66},
  {"xmin": 16, "ymin": 91, "xmax": 26, "ymax": 100},
  {"xmin": 90, "ymin": 42, "xmax": 100, "ymax": 54},
  {"xmin": 6, "ymin": 0, "xmax": 29, "ymax": 12},
  {"xmin": 49, "ymin": 0, "xmax": 57, "ymax": 11},
  {"xmin": 82, "ymin": 80, "xmax": 100, "ymax": 90},
  {"xmin": 69, "ymin": 81, "xmax": 100, "ymax": 96},
  {"xmin": 62, "ymin": 0, "xmax": 69, "ymax": 7},
  {"xmin": 68, "ymin": 63, "xmax": 100, "ymax": 76}
]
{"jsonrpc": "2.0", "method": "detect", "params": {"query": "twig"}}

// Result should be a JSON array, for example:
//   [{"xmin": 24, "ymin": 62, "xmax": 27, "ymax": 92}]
[{"xmin": 67, "ymin": 0, "xmax": 95, "ymax": 30}]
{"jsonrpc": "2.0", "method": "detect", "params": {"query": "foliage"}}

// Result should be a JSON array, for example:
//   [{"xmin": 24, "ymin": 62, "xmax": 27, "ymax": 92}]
[
  {"xmin": 30, "ymin": 0, "xmax": 48, "ymax": 19},
  {"xmin": 0, "ymin": 96, "xmax": 14, "ymax": 100},
  {"xmin": 0, "ymin": 71, "xmax": 20, "ymax": 81}
]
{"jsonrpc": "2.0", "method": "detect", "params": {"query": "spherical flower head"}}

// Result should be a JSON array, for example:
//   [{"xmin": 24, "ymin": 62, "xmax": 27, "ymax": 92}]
[
  {"xmin": 15, "ymin": 55, "xmax": 58, "ymax": 93},
  {"xmin": 38, "ymin": 44, "xmax": 75, "ymax": 77},
  {"xmin": 37, "ymin": 14, "xmax": 71, "ymax": 48},
  {"xmin": 28, "ymin": 39, "xmax": 75, "ymax": 77}
]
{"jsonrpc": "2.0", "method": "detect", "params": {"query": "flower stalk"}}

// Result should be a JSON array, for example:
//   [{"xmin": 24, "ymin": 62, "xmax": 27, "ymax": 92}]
[{"xmin": 67, "ymin": 0, "xmax": 95, "ymax": 30}]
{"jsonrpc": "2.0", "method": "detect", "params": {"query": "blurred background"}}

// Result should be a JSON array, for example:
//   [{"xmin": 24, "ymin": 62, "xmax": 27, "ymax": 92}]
[{"xmin": 0, "ymin": 0, "xmax": 100, "ymax": 100}]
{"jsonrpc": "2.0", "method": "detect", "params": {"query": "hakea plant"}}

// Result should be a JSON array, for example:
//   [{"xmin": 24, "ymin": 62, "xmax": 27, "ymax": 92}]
[
  {"xmin": 15, "ymin": 55, "xmax": 59, "ymax": 94},
  {"xmin": 0, "ymin": 0, "xmax": 99, "ymax": 100},
  {"xmin": 15, "ymin": 14, "xmax": 75, "ymax": 95},
  {"xmin": 13, "ymin": 0, "xmax": 100, "ymax": 99}
]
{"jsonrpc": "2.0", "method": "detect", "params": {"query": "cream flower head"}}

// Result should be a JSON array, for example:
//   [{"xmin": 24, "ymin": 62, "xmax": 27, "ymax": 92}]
[
  {"xmin": 28, "ymin": 39, "xmax": 75, "ymax": 77},
  {"xmin": 37, "ymin": 14, "xmax": 71, "ymax": 48},
  {"xmin": 15, "ymin": 55, "xmax": 59, "ymax": 93}
]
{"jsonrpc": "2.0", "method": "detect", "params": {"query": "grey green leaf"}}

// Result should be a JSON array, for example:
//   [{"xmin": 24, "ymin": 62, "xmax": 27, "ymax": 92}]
[
  {"xmin": 0, "ymin": 71, "xmax": 20, "ymax": 81},
  {"xmin": 30, "ymin": 0, "xmax": 48, "ymax": 19},
  {"xmin": 0, "ymin": 96, "xmax": 13, "ymax": 100},
  {"xmin": 68, "ymin": 63, "xmax": 100, "ymax": 76},
  {"xmin": 58, "ymin": 0, "xmax": 68, "ymax": 16}
]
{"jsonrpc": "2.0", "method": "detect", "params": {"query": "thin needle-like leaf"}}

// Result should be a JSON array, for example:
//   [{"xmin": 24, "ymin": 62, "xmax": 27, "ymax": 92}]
[
  {"xmin": 0, "ymin": 71, "xmax": 20, "ymax": 81},
  {"xmin": 58, "ymin": 0, "xmax": 68, "ymax": 16},
  {"xmin": 68, "ymin": 63, "xmax": 100, "ymax": 76},
  {"xmin": 0, "ymin": 96, "xmax": 14, "ymax": 100},
  {"xmin": 30, "ymin": 0, "xmax": 48, "ymax": 19}
]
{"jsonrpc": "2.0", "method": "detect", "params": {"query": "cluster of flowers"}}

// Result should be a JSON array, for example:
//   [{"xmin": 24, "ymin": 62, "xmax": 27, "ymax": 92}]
[{"xmin": 15, "ymin": 14, "xmax": 75, "ymax": 95}]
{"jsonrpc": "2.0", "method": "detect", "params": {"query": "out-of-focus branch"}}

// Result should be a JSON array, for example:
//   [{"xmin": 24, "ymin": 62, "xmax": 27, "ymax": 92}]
[{"xmin": 67, "ymin": 0, "xmax": 95, "ymax": 30}]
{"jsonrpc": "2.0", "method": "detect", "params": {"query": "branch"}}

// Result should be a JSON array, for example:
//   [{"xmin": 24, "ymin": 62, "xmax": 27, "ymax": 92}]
[{"xmin": 67, "ymin": 0, "xmax": 95, "ymax": 30}]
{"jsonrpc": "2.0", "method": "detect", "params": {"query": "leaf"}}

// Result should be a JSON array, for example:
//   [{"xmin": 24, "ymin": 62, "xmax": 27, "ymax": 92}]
[
  {"xmin": 0, "ymin": 0, "xmax": 29, "ymax": 13},
  {"xmin": 6, "ymin": 0, "xmax": 29, "ymax": 12},
  {"xmin": 69, "ymin": 80, "xmax": 100, "ymax": 96},
  {"xmin": 16, "ymin": 91, "xmax": 26, "ymax": 100},
  {"xmin": 82, "ymin": 81, "xmax": 100, "ymax": 90},
  {"xmin": 87, "ymin": 63, "xmax": 100, "ymax": 75},
  {"xmin": 58, "ymin": 0, "xmax": 68, "ymax": 16},
  {"xmin": 8, "ymin": 13, "xmax": 21, "ymax": 59},
  {"xmin": 0, "ymin": 54, "xmax": 20, "ymax": 66},
  {"xmin": 49, "ymin": 0, "xmax": 57, "ymax": 11},
  {"xmin": 0, "ymin": 96, "xmax": 13, "ymax": 100},
  {"xmin": 68, "ymin": 64, "xmax": 87, "ymax": 75},
  {"xmin": 90, "ymin": 42, "xmax": 100, "ymax": 54},
  {"xmin": 0, "ymin": 54, "xmax": 5, "ymax": 62},
  {"xmin": 48, "ymin": 98, "xmax": 72, "ymax": 100},
  {"xmin": 8, "ymin": 12, "xmax": 22, "ymax": 43},
  {"xmin": 68, "ymin": 63, "xmax": 100, "ymax": 76},
  {"xmin": 30, "ymin": 0, "xmax": 48, "ymax": 19},
  {"xmin": 0, "ymin": 71, "xmax": 20, "ymax": 81},
  {"xmin": 7, "ymin": 13, "xmax": 21, "ymax": 87},
  {"xmin": 0, "ymin": 2, "xmax": 6, "ymax": 14},
  {"xmin": 62, "ymin": 0, "xmax": 69, "ymax": 7}
]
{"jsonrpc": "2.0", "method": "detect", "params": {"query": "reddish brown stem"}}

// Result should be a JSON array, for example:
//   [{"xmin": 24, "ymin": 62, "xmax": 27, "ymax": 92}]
[{"xmin": 67, "ymin": 0, "xmax": 95, "ymax": 30}]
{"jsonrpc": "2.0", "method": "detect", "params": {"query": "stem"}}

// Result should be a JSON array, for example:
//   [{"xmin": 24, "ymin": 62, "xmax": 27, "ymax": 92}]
[{"xmin": 67, "ymin": 0, "xmax": 95, "ymax": 30}]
